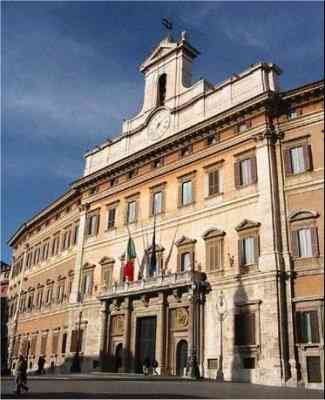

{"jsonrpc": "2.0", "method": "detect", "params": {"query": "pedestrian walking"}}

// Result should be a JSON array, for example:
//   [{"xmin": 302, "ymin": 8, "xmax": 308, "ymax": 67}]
[
  {"xmin": 14, "ymin": 355, "xmax": 29, "ymax": 395},
  {"xmin": 152, "ymin": 359, "xmax": 159, "ymax": 375},
  {"xmin": 37, "ymin": 356, "xmax": 46, "ymax": 375}
]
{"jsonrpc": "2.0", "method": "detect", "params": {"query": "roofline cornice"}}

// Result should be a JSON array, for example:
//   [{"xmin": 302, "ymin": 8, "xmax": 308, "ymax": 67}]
[
  {"xmin": 8, "ymin": 188, "xmax": 80, "ymax": 247},
  {"xmin": 71, "ymin": 91, "xmax": 273, "ymax": 191}
]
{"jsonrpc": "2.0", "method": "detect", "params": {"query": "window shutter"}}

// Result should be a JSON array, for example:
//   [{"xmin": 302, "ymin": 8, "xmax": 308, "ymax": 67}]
[
  {"xmin": 233, "ymin": 124, "xmax": 240, "ymax": 134},
  {"xmin": 208, "ymin": 170, "xmax": 219, "ymax": 196},
  {"xmin": 249, "ymin": 313, "xmax": 256, "ymax": 345},
  {"xmin": 31, "ymin": 336, "xmax": 37, "ymax": 354},
  {"xmin": 235, "ymin": 314, "xmax": 244, "ymax": 345},
  {"xmin": 246, "ymin": 120, "xmax": 252, "ymax": 129},
  {"xmin": 70, "ymin": 330, "xmax": 78, "ymax": 352},
  {"xmin": 208, "ymin": 244, "xmax": 215, "ymax": 271},
  {"xmin": 238, "ymin": 239, "xmax": 244, "ymax": 267},
  {"xmin": 254, "ymin": 236, "xmax": 260, "ymax": 264},
  {"xmin": 291, "ymin": 230, "xmax": 299, "ymax": 258},
  {"xmin": 251, "ymin": 157, "xmax": 258, "ymax": 184},
  {"xmin": 89, "ymin": 272, "xmax": 94, "ymax": 295},
  {"xmin": 40, "ymin": 335, "xmax": 47, "ymax": 355},
  {"xmin": 234, "ymin": 161, "xmax": 241, "ymax": 188},
  {"xmin": 303, "ymin": 144, "xmax": 313, "ymax": 171},
  {"xmin": 94, "ymin": 214, "xmax": 100, "ymax": 235},
  {"xmin": 52, "ymin": 333, "xmax": 59, "ymax": 354},
  {"xmin": 310, "ymin": 227, "xmax": 319, "ymax": 257},
  {"xmin": 310, "ymin": 311, "xmax": 320, "ymax": 343},
  {"xmin": 284, "ymin": 149, "xmax": 293, "ymax": 176}
]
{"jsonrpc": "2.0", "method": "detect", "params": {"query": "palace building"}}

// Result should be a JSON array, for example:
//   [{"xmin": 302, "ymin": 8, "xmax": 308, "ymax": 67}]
[{"xmin": 6, "ymin": 32, "xmax": 324, "ymax": 388}]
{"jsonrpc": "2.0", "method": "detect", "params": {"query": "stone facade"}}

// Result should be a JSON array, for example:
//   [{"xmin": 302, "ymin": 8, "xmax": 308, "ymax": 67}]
[{"xmin": 6, "ymin": 33, "xmax": 324, "ymax": 388}]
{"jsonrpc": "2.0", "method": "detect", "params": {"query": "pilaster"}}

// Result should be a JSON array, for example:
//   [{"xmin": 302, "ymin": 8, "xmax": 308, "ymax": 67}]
[
  {"xmin": 70, "ymin": 204, "xmax": 89, "ymax": 304},
  {"xmin": 122, "ymin": 297, "xmax": 131, "ymax": 372}
]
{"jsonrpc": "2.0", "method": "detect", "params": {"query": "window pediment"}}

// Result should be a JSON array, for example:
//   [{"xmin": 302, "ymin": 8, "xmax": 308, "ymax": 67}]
[
  {"xmin": 176, "ymin": 236, "xmax": 197, "ymax": 247},
  {"xmin": 235, "ymin": 219, "xmax": 261, "ymax": 232},
  {"xmin": 83, "ymin": 262, "xmax": 96, "ymax": 270},
  {"xmin": 99, "ymin": 256, "xmax": 115, "ymax": 265},
  {"xmin": 145, "ymin": 244, "xmax": 165, "ymax": 253},
  {"xmin": 202, "ymin": 228, "xmax": 225, "ymax": 240},
  {"xmin": 289, "ymin": 209, "xmax": 319, "ymax": 222}
]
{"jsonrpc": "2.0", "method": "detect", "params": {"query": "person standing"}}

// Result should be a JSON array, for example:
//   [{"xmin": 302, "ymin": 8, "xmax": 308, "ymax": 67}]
[
  {"xmin": 37, "ymin": 356, "xmax": 46, "ymax": 375},
  {"xmin": 14, "ymin": 355, "xmax": 29, "ymax": 395}
]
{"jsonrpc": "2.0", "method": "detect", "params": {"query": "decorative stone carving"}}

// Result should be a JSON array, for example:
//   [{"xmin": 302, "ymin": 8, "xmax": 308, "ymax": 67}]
[
  {"xmin": 172, "ymin": 307, "xmax": 189, "ymax": 330},
  {"xmin": 111, "ymin": 315, "xmax": 124, "ymax": 336},
  {"xmin": 235, "ymin": 219, "xmax": 261, "ymax": 232}
]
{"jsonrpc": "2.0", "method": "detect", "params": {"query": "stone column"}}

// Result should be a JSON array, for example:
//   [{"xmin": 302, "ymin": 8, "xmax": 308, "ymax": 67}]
[
  {"xmin": 199, "ymin": 298, "xmax": 205, "ymax": 376},
  {"xmin": 122, "ymin": 297, "xmax": 131, "ymax": 372},
  {"xmin": 70, "ymin": 204, "xmax": 89, "ymax": 304}
]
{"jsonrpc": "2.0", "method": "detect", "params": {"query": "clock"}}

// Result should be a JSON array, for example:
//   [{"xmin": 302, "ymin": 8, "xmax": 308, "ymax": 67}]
[{"xmin": 147, "ymin": 109, "xmax": 170, "ymax": 141}]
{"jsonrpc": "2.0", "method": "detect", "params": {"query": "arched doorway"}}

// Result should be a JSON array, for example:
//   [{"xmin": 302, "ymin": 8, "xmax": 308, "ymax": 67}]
[
  {"xmin": 114, "ymin": 343, "xmax": 123, "ymax": 373},
  {"xmin": 176, "ymin": 340, "xmax": 188, "ymax": 376}
]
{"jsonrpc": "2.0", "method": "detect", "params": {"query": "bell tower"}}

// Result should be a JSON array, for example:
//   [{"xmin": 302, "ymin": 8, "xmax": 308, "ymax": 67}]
[{"xmin": 139, "ymin": 32, "xmax": 200, "ymax": 114}]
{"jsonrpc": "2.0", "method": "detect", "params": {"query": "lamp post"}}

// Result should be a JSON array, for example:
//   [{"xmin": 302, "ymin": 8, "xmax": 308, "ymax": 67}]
[
  {"xmin": 216, "ymin": 290, "xmax": 227, "ymax": 382},
  {"xmin": 70, "ymin": 311, "xmax": 82, "ymax": 373}
]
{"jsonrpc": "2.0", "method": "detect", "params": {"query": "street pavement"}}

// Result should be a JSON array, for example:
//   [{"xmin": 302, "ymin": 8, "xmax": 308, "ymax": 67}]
[{"xmin": 1, "ymin": 374, "xmax": 323, "ymax": 399}]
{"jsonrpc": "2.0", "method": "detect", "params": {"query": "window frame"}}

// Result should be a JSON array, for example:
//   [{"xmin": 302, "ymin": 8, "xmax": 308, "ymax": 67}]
[{"xmin": 178, "ymin": 172, "xmax": 196, "ymax": 208}]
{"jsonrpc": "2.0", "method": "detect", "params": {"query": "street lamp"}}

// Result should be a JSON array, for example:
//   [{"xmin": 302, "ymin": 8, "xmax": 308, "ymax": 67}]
[
  {"xmin": 216, "ymin": 290, "xmax": 227, "ymax": 382},
  {"xmin": 70, "ymin": 311, "xmax": 82, "ymax": 373}
]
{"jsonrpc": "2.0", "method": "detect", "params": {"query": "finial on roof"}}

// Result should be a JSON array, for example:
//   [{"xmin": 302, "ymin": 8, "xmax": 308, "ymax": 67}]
[{"xmin": 181, "ymin": 31, "xmax": 189, "ymax": 41}]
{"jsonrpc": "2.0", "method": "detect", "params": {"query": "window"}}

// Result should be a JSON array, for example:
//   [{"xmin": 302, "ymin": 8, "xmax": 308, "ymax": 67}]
[
  {"xmin": 102, "ymin": 266, "xmax": 113, "ymax": 289},
  {"xmin": 72, "ymin": 223, "xmax": 79, "ymax": 246},
  {"xmin": 56, "ymin": 282, "xmax": 65, "ymax": 304},
  {"xmin": 45, "ymin": 285, "xmax": 53, "ymax": 305},
  {"xmin": 86, "ymin": 213, "xmax": 100, "ymax": 237},
  {"xmin": 181, "ymin": 181, "xmax": 193, "ymax": 206},
  {"xmin": 243, "ymin": 357, "xmax": 256, "ymax": 369},
  {"xmin": 239, "ymin": 237, "xmax": 258, "ymax": 266},
  {"xmin": 207, "ymin": 240, "xmax": 223, "ymax": 271},
  {"xmin": 180, "ymin": 252, "xmax": 192, "ymax": 272},
  {"xmin": 107, "ymin": 208, "xmax": 116, "ymax": 230},
  {"xmin": 207, "ymin": 131, "xmax": 220, "ymax": 146},
  {"xmin": 234, "ymin": 120, "xmax": 252, "ymax": 134},
  {"xmin": 153, "ymin": 158, "xmax": 164, "ymax": 169},
  {"xmin": 42, "ymin": 240, "xmax": 50, "ymax": 261},
  {"xmin": 284, "ymin": 144, "xmax": 313, "ymax": 176},
  {"xmin": 153, "ymin": 191, "xmax": 163, "ymax": 215},
  {"xmin": 291, "ymin": 227, "xmax": 319, "ymax": 258},
  {"xmin": 127, "ymin": 201, "xmax": 137, "ymax": 224},
  {"xmin": 128, "ymin": 169, "xmax": 137, "ymax": 179},
  {"xmin": 40, "ymin": 334, "xmax": 48, "ymax": 355},
  {"xmin": 62, "ymin": 228, "xmax": 71, "ymax": 251},
  {"xmin": 180, "ymin": 146, "xmax": 192, "ymax": 158},
  {"xmin": 235, "ymin": 157, "xmax": 257, "ymax": 188},
  {"xmin": 36, "ymin": 287, "xmax": 43, "ymax": 308},
  {"xmin": 61, "ymin": 332, "xmax": 67, "ymax": 354},
  {"xmin": 51, "ymin": 233, "xmax": 60, "ymax": 256},
  {"xmin": 208, "ymin": 170, "xmax": 220, "ymax": 196},
  {"xmin": 235, "ymin": 311, "xmax": 256, "ymax": 346},
  {"xmin": 52, "ymin": 332, "xmax": 59, "ymax": 355},
  {"xmin": 27, "ymin": 292, "xmax": 34, "ymax": 311},
  {"xmin": 158, "ymin": 74, "xmax": 167, "ymax": 106},
  {"xmin": 288, "ymin": 108, "xmax": 302, "ymax": 120},
  {"xmin": 307, "ymin": 356, "xmax": 322, "ymax": 383},
  {"xmin": 81, "ymin": 269, "xmax": 94, "ymax": 297},
  {"xmin": 296, "ymin": 310, "xmax": 320, "ymax": 344}
]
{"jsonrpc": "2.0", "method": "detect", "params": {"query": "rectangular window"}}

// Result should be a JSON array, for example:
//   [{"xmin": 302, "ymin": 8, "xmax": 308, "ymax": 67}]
[
  {"xmin": 235, "ymin": 312, "xmax": 256, "ymax": 346},
  {"xmin": 40, "ymin": 335, "xmax": 48, "ymax": 355},
  {"xmin": 182, "ymin": 181, "xmax": 193, "ymax": 206},
  {"xmin": 86, "ymin": 213, "xmax": 99, "ymax": 237},
  {"xmin": 307, "ymin": 356, "xmax": 322, "ymax": 383},
  {"xmin": 290, "ymin": 146, "xmax": 305, "ymax": 174},
  {"xmin": 243, "ymin": 357, "xmax": 256, "ymax": 369},
  {"xmin": 207, "ymin": 240, "xmax": 223, "ymax": 271},
  {"xmin": 127, "ymin": 201, "xmax": 137, "ymax": 224},
  {"xmin": 102, "ymin": 267, "xmax": 113, "ymax": 288},
  {"xmin": 107, "ymin": 208, "xmax": 116, "ymax": 230},
  {"xmin": 180, "ymin": 252, "xmax": 192, "ymax": 272},
  {"xmin": 240, "ymin": 237, "xmax": 256, "ymax": 266},
  {"xmin": 153, "ymin": 191, "xmax": 163, "ymax": 215},
  {"xmin": 72, "ymin": 223, "xmax": 79, "ymax": 246},
  {"xmin": 235, "ymin": 157, "xmax": 257, "ymax": 188},
  {"xmin": 296, "ymin": 310, "xmax": 320, "ymax": 344},
  {"xmin": 298, "ymin": 228, "xmax": 313, "ymax": 258},
  {"xmin": 81, "ymin": 271, "xmax": 93, "ymax": 297},
  {"xmin": 208, "ymin": 170, "xmax": 219, "ymax": 196},
  {"xmin": 52, "ymin": 332, "xmax": 59, "ymax": 355},
  {"xmin": 52, "ymin": 234, "xmax": 60, "ymax": 256}
]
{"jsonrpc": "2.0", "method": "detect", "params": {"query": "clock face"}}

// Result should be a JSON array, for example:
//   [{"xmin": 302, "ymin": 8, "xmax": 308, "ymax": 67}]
[{"xmin": 147, "ymin": 109, "xmax": 170, "ymax": 141}]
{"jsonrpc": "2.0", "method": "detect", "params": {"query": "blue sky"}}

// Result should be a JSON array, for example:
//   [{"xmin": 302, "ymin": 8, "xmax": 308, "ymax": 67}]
[{"xmin": 1, "ymin": 1, "xmax": 324, "ymax": 263}]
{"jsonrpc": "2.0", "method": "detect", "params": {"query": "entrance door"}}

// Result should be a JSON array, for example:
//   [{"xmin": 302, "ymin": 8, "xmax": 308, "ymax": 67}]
[
  {"xmin": 176, "ymin": 340, "xmax": 188, "ymax": 376},
  {"xmin": 114, "ymin": 343, "xmax": 123, "ymax": 373},
  {"xmin": 135, "ymin": 316, "xmax": 157, "ymax": 373}
]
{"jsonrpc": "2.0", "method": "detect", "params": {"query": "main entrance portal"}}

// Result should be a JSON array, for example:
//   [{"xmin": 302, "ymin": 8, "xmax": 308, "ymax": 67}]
[{"xmin": 135, "ymin": 316, "xmax": 157, "ymax": 373}]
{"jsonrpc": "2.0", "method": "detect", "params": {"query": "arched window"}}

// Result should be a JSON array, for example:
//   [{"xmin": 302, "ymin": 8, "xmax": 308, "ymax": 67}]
[{"xmin": 157, "ymin": 74, "xmax": 167, "ymax": 106}]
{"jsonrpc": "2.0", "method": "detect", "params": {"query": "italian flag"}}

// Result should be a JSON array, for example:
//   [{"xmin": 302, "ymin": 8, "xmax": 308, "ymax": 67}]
[{"xmin": 124, "ymin": 236, "xmax": 136, "ymax": 281}]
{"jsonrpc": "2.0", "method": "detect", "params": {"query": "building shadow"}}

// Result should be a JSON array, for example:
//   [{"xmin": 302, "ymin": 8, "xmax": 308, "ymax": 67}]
[{"xmin": 230, "ymin": 277, "xmax": 253, "ymax": 383}]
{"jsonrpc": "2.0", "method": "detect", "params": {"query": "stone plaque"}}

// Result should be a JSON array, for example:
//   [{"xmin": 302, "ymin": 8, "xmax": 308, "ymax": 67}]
[{"xmin": 172, "ymin": 307, "xmax": 189, "ymax": 330}]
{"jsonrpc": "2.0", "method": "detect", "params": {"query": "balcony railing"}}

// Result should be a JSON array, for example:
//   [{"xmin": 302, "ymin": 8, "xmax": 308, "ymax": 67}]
[{"xmin": 99, "ymin": 270, "xmax": 194, "ymax": 298}]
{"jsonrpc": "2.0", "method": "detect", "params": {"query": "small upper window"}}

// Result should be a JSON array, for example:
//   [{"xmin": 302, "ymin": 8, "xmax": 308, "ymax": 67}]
[
  {"xmin": 288, "ymin": 108, "xmax": 302, "ymax": 120},
  {"xmin": 158, "ymin": 74, "xmax": 167, "ymax": 106},
  {"xmin": 284, "ymin": 144, "xmax": 313, "ymax": 176}
]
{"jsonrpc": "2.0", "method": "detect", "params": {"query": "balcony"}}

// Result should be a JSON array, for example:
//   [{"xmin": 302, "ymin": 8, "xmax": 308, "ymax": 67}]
[{"xmin": 98, "ymin": 270, "xmax": 195, "ymax": 299}]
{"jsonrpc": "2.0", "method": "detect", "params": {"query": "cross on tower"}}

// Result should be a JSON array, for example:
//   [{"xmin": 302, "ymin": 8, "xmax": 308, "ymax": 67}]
[{"xmin": 162, "ymin": 18, "xmax": 173, "ymax": 36}]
